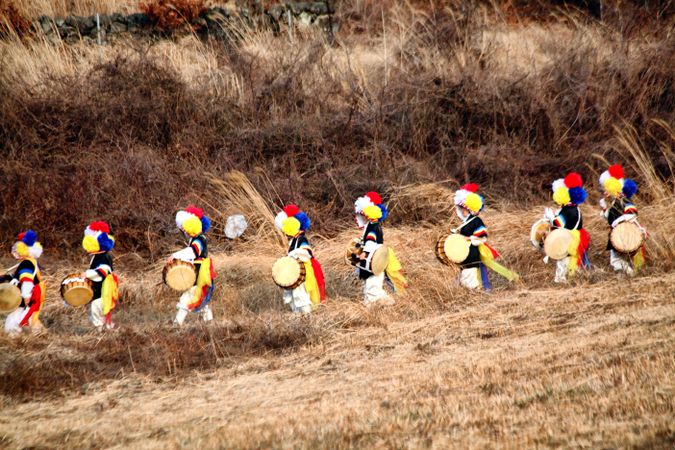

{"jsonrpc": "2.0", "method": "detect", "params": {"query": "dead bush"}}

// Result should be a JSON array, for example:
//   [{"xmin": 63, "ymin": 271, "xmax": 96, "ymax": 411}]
[
  {"xmin": 140, "ymin": 0, "xmax": 209, "ymax": 31},
  {"xmin": 0, "ymin": 0, "xmax": 31, "ymax": 37}
]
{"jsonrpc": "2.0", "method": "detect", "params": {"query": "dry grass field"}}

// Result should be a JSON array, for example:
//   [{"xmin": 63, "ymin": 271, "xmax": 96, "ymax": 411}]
[
  {"xmin": 0, "ymin": 0, "xmax": 673, "ymax": 448},
  {"xmin": 0, "ymin": 193, "xmax": 673, "ymax": 448}
]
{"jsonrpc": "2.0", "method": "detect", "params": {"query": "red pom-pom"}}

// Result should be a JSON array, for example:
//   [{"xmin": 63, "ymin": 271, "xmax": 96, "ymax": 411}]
[
  {"xmin": 608, "ymin": 164, "xmax": 624, "ymax": 179},
  {"xmin": 283, "ymin": 204, "xmax": 300, "ymax": 216},
  {"xmin": 365, "ymin": 191, "xmax": 382, "ymax": 204},
  {"xmin": 185, "ymin": 205, "xmax": 204, "ymax": 218},
  {"xmin": 17, "ymin": 232, "xmax": 25, "ymax": 240},
  {"xmin": 89, "ymin": 221, "xmax": 110, "ymax": 234},
  {"xmin": 461, "ymin": 183, "xmax": 479, "ymax": 193},
  {"xmin": 564, "ymin": 172, "xmax": 583, "ymax": 188}
]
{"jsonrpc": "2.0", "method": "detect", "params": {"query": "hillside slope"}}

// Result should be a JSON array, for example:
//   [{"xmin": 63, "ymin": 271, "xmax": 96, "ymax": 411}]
[{"xmin": 0, "ymin": 271, "xmax": 673, "ymax": 449}]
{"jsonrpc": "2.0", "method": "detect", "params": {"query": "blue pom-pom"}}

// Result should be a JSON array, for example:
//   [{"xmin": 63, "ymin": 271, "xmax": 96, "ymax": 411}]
[
  {"xmin": 22, "ymin": 230, "xmax": 38, "ymax": 246},
  {"xmin": 622, "ymin": 179, "xmax": 638, "ymax": 198},
  {"xmin": 200, "ymin": 216, "xmax": 211, "ymax": 234},
  {"xmin": 378, "ymin": 204, "xmax": 389, "ymax": 221},
  {"xmin": 569, "ymin": 187, "xmax": 587, "ymax": 205},
  {"xmin": 295, "ymin": 212, "xmax": 311, "ymax": 231},
  {"xmin": 98, "ymin": 233, "xmax": 115, "ymax": 252}
]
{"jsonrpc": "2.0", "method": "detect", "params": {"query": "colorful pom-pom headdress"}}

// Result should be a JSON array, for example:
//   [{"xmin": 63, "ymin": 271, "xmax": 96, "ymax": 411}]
[
  {"xmin": 275, "ymin": 204, "xmax": 311, "ymax": 237},
  {"xmin": 354, "ymin": 191, "xmax": 388, "ymax": 222},
  {"xmin": 82, "ymin": 221, "xmax": 115, "ymax": 254},
  {"xmin": 599, "ymin": 164, "xmax": 638, "ymax": 198},
  {"xmin": 551, "ymin": 172, "xmax": 587, "ymax": 206},
  {"xmin": 12, "ymin": 230, "xmax": 43, "ymax": 259},
  {"xmin": 453, "ymin": 183, "xmax": 484, "ymax": 214},
  {"xmin": 175, "ymin": 205, "xmax": 211, "ymax": 238}
]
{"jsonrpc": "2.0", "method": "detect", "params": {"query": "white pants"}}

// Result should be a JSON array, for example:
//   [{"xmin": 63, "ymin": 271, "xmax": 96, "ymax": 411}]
[
  {"xmin": 459, "ymin": 268, "xmax": 482, "ymax": 289},
  {"xmin": 610, "ymin": 250, "xmax": 634, "ymax": 276},
  {"xmin": 5, "ymin": 307, "xmax": 29, "ymax": 336},
  {"xmin": 554, "ymin": 257, "xmax": 570, "ymax": 283},
  {"xmin": 174, "ymin": 286, "xmax": 214, "ymax": 325},
  {"xmin": 283, "ymin": 283, "xmax": 312, "ymax": 314},
  {"xmin": 363, "ymin": 272, "xmax": 394, "ymax": 306},
  {"xmin": 89, "ymin": 298, "xmax": 114, "ymax": 331}
]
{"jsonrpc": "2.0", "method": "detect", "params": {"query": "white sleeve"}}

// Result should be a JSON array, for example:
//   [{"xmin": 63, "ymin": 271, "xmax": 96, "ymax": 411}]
[
  {"xmin": 85, "ymin": 269, "xmax": 103, "ymax": 282},
  {"xmin": 611, "ymin": 214, "xmax": 637, "ymax": 228},
  {"xmin": 469, "ymin": 236, "xmax": 487, "ymax": 246},
  {"xmin": 20, "ymin": 281, "xmax": 34, "ymax": 299},
  {"xmin": 363, "ymin": 241, "xmax": 379, "ymax": 253},
  {"xmin": 288, "ymin": 248, "xmax": 311, "ymax": 262},
  {"xmin": 172, "ymin": 247, "xmax": 196, "ymax": 262}
]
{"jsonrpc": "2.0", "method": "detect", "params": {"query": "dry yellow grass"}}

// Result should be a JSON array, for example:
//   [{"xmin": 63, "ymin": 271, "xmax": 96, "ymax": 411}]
[
  {"xmin": 0, "ymin": 2, "xmax": 673, "ymax": 448},
  {"xmin": 0, "ymin": 199, "xmax": 673, "ymax": 448},
  {"xmin": 12, "ymin": 0, "xmax": 144, "ymax": 18}
]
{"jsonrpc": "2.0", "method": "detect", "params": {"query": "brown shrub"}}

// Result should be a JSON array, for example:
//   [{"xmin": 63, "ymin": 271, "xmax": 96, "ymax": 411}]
[
  {"xmin": 0, "ymin": 0, "xmax": 31, "ymax": 37},
  {"xmin": 0, "ymin": 2, "xmax": 672, "ymax": 256},
  {"xmin": 140, "ymin": 0, "xmax": 209, "ymax": 31}
]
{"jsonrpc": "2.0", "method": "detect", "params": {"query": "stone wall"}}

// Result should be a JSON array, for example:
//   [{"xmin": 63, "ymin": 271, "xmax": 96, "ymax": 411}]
[{"xmin": 30, "ymin": 2, "xmax": 334, "ymax": 44}]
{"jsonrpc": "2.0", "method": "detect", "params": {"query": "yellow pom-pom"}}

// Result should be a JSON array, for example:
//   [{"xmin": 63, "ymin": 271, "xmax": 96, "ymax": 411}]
[
  {"xmin": 14, "ymin": 242, "xmax": 29, "ymax": 257},
  {"xmin": 553, "ymin": 187, "xmax": 571, "ymax": 206},
  {"xmin": 464, "ymin": 193, "xmax": 483, "ymax": 213},
  {"xmin": 82, "ymin": 235, "xmax": 100, "ymax": 253},
  {"xmin": 604, "ymin": 177, "xmax": 622, "ymax": 197},
  {"xmin": 362, "ymin": 205, "xmax": 383, "ymax": 220},
  {"xmin": 182, "ymin": 216, "xmax": 203, "ymax": 237},
  {"xmin": 281, "ymin": 217, "xmax": 301, "ymax": 237}
]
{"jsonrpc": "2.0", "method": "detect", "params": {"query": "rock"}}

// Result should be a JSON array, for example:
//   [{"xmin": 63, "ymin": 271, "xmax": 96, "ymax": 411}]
[
  {"xmin": 308, "ymin": 2, "xmax": 330, "ymax": 15},
  {"xmin": 109, "ymin": 21, "xmax": 127, "ymax": 33},
  {"xmin": 204, "ymin": 7, "xmax": 230, "ymax": 25},
  {"xmin": 80, "ymin": 16, "xmax": 96, "ymax": 33},
  {"xmin": 38, "ymin": 15, "xmax": 54, "ymax": 34},
  {"xmin": 127, "ymin": 13, "xmax": 150, "ymax": 28},
  {"xmin": 297, "ymin": 11, "xmax": 314, "ymax": 27},
  {"xmin": 267, "ymin": 4, "xmax": 285, "ymax": 21},
  {"xmin": 289, "ymin": 3, "xmax": 311, "ymax": 15}
]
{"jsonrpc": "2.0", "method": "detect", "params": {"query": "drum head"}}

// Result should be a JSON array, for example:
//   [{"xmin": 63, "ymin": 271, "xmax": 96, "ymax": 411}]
[
  {"xmin": 272, "ymin": 257, "xmax": 304, "ymax": 288},
  {"xmin": 0, "ymin": 284, "xmax": 21, "ymax": 312},
  {"xmin": 370, "ymin": 245, "xmax": 390, "ymax": 275},
  {"xmin": 444, "ymin": 234, "xmax": 471, "ymax": 264},
  {"xmin": 164, "ymin": 262, "xmax": 196, "ymax": 291},
  {"xmin": 64, "ymin": 286, "xmax": 94, "ymax": 307},
  {"xmin": 544, "ymin": 228, "xmax": 573, "ymax": 260},
  {"xmin": 611, "ymin": 222, "xmax": 643, "ymax": 253},
  {"xmin": 530, "ymin": 219, "xmax": 550, "ymax": 249}
]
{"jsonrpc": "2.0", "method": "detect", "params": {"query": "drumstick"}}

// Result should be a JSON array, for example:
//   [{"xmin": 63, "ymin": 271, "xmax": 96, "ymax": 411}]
[{"xmin": 2, "ymin": 263, "xmax": 19, "ymax": 274}]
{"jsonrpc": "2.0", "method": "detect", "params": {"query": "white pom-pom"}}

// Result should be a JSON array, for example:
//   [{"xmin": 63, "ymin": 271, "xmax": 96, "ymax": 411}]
[
  {"xmin": 274, "ymin": 211, "xmax": 288, "ymax": 230},
  {"xmin": 453, "ymin": 189, "xmax": 468, "ymax": 206},
  {"xmin": 354, "ymin": 196, "xmax": 374, "ymax": 214},
  {"xmin": 175, "ymin": 211, "xmax": 192, "ymax": 228},
  {"xmin": 84, "ymin": 226, "xmax": 98, "ymax": 238},
  {"xmin": 598, "ymin": 170, "xmax": 610, "ymax": 187},
  {"xmin": 29, "ymin": 242, "xmax": 43, "ymax": 259},
  {"xmin": 225, "ymin": 214, "xmax": 248, "ymax": 239},
  {"xmin": 551, "ymin": 178, "xmax": 566, "ymax": 192}
]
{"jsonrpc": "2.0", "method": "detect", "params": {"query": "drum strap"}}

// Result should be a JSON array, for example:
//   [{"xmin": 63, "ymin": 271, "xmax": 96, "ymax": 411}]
[
  {"xmin": 573, "ymin": 207, "xmax": 581, "ymax": 230},
  {"xmin": 3, "ymin": 263, "xmax": 19, "ymax": 274},
  {"xmin": 455, "ymin": 215, "xmax": 478, "ymax": 234}
]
